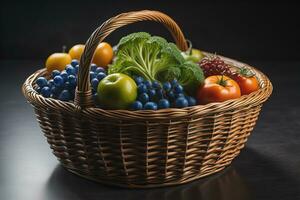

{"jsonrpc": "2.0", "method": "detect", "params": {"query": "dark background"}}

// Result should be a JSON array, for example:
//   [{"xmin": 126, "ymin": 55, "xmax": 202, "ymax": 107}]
[
  {"xmin": 1, "ymin": 1, "xmax": 300, "ymax": 200},
  {"xmin": 1, "ymin": 1, "xmax": 300, "ymax": 61}
]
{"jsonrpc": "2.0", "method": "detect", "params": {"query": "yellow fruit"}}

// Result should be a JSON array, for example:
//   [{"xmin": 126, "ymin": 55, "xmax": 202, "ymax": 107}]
[
  {"xmin": 46, "ymin": 53, "xmax": 72, "ymax": 72},
  {"xmin": 92, "ymin": 42, "xmax": 113, "ymax": 68},
  {"xmin": 68, "ymin": 44, "xmax": 85, "ymax": 60}
]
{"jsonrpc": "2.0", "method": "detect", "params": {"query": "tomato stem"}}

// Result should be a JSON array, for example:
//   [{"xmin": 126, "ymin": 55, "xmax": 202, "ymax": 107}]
[
  {"xmin": 239, "ymin": 67, "xmax": 255, "ymax": 77},
  {"xmin": 218, "ymin": 75, "xmax": 227, "ymax": 87}
]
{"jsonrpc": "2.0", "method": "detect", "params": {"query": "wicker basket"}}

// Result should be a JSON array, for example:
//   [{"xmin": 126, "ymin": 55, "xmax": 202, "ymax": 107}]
[{"xmin": 22, "ymin": 10, "xmax": 272, "ymax": 188}]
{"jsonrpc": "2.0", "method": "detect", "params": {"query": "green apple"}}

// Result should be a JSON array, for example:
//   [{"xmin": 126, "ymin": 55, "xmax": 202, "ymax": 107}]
[
  {"xmin": 182, "ymin": 48, "xmax": 205, "ymax": 63},
  {"xmin": 97, "ymin": 73, "xmax": 137, "ymax": 109}
]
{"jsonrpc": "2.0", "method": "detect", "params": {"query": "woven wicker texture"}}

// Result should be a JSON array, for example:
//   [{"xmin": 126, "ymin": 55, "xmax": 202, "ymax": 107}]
[{"xmin": 22, "ymin": 10, "xmax": 272, "ymax": 188}]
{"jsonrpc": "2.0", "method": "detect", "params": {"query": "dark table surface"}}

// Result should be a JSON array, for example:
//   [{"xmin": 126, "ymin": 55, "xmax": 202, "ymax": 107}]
[{"xmin": 0, "ymin": 60, "xmax": 299, "ymax": 200}]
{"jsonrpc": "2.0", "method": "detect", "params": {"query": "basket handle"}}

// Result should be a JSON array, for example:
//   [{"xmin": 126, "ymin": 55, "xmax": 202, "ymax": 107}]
[{"xmin": 75, "ymin": 10, "xmax": 188, "ymax": 108}]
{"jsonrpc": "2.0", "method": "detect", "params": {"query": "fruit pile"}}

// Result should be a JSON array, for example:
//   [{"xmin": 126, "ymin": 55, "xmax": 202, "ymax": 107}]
[
  {"xmin": 36, "ymin": 60, "xmax": 107, "ymax": 101},
  {"xmin": 35, "ymin": 32, "xmax": 260, "ymax": 110}
]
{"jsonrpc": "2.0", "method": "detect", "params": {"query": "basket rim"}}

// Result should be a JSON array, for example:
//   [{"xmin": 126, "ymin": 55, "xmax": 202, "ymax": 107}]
[{"xmin": 22, "ymin": 52, "xmax": 273, "ymax": 120}]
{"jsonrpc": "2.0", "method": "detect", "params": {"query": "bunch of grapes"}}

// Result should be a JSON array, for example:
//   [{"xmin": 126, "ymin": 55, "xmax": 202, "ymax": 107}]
[
  {"xmin": 131, "ymin": 77, "xmax": 197, "ymax": 110},
  {"xmin": 199, "ymin": 55, "xmax": 236, "ymax": 78},
  {"xmin": 35, "ymin": 60, "xmax": 107, "ymax": 102}
]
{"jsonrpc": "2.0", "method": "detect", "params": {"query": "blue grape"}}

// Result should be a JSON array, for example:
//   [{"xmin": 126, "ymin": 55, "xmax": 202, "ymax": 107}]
[
  {"xmin": 71, "ymin": 59, "xmax": 79, "ymax": 67},
  {"xmin": 175, "ymin": 97, "xmax": 188, "ymax": 108},
  {"xmin": 47, "ymin": 79, "xmax": 54, "ymax": 88},
  {"xmin": 96, "ymin": 72, "xmax": 106, "ymax": 81},
  {"xmin": 36, "ymin": 77, "xmax": 48, "ymax": 88},
  {"xmin": 171, "ymin": 79, "xmax": 178, "ymax": 87},
  {"xmin": 158, "ymin": 99, "xmax": 170, "ymax": 109},
  {"xmin": 163, "ymin": 82, "xmax": 171, "ymax": 91},
  {"xmin": 134, "ymin": 76, "xmax": 144, "ymax": 85},
  {"xmin": 91, "ymin": 78, "xmax": 99, "ymax": 91},
  {"xmin": 74, "ymin": 64, "xmax": 79, "ymax": 74},
  {"xmin": 51, "ymin": 85, "xmax": 62, "ymax": 95},
  {"xmin": 53, "ymin": 75, "xmax": 64, "ymax": 87},
  {"xmin": 156, "ymin": 89, "xmax": 165, "ymax": 99},
  {"xmin": 167, "ymin": 90, "xmax": 175, "ymax": 100},
  {"xmin": 148, "ymin": 89, "xmax": 156, "ymax": 99},
  {"xmin": 144, "ymin": 102, "xmax": 158, "ymax": 110},
  {"xmin": 186, "ymin": 96, "xmax": 197, "ymax": 106},
  {"xmin": 59, "ymin": 90, "xmax": 71, "ymax": 101},
  {"xmin": 41, "ymin": 86, "xmax": 51, "ymax": 98},
  {"xmin": 68, "ymin": 75, "xmax": 76, "ymax": 86},
  {"xmin": 51, "ymin": 70, "xmax": 60, "ymax": 78},
  {"xmin": 131, "ymin": 101, "xmax": 143, "ymax": 110},
  {"xmin": 144, "ymin": 80, "xmax": 152, "ymax": 89},
  {"xmin": 95, "ymin": 67, "xmax": 106, "ymax": 74},
  {"xmin": 90, "ymin": 71, "xmax": 96, "ymax": 80},
  {"xmin": 64, "ymin": 81, "xmax": 70, "ymax": 90},
  {"xmin": 36, "ymin": 87, "xmax": 42, "ymax": 93},
  {"xmin": 152, "ymin": 81, "xmax": 161, "ymax": 89},
  {"xmin": 65, "ymin": 65, "xmax": 75, "ymax": 75},
  {"xmin": 60, "ymin": 71, "xmax": 68, "ymax": 81},
  {"xmin": 175, "ymin": 93, "xmax": 185, "ymax": 98},
  {"xmin": 138, "ymin": 84, "xmax": 147, "ymax": 94},
  {"xmin": 138, "ymin": 93, "xmax": 149, "ymax": 104},
  {"xmin": 174, "ymin": 84, "xmax": 184, "ymax": 94},
  {"xmin": 90, "ymin": 64, "xmax": 97, "ymax": 72}
]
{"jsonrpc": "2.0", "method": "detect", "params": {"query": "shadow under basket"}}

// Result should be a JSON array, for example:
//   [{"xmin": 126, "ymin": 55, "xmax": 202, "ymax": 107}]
[{"xmin": 22, "ymin": 10, "xmax": 272, "ymax": 188}]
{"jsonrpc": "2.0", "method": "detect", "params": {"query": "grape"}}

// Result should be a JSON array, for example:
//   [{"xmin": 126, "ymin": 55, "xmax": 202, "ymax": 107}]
[
  {"xmin": 95, "ymin": 67, "xmax": 106, "ymax": 74},
  {"xmin": 138, "ymin": 93, "xmax": 149, "ymax": 104},
  {"xmin": 51, "ymin": 70, "xmax": 60, "ymax": 78},
  {"xmin": 175, "ymin": 97, "xmax": 188, "ymax": 108},
  {"xmin": 131, "ymin": 101, "xmax": 143, "ymax": 110},
  {"xmin": 68, "ymin": 75, "xmax": 76, "ymax": 86},
  {"xmin": 91, "ymin": 78, "xmax": 99, "ymax": 91},
  {"xmin": 53, "ymin": 76, "xmax": 64, "ymax": 87},
  {"xmin": 36, "ymin": 87, "xmax": 42, "ymax": 93},
  {"xmin": 144, "ymin": 102, "xmax": 157, "ymax": 110},
  {"xmin": 174, "ymin": 84, "xmax": 184, "ymax": 94},
  {"xmin": 158, "ymin": 99, "xmax": 170, "ymax": 109},
  {"xmin": 144, "ymin": 80, "xmax": 152, "ymax": 89},
  {"xmin": 71, "ymin": 59, "xmax": 79, "ymax": 67},
  {"xmin": 36, "ymin": 77, "xmax": 48, "ymax": 88},
  {"xmin": 175, "ymin": 93, "xmax": 185, "ymax": 98},
  {"xmin": 60, "ymin": 71, "xmax": 68, "ymax": 82},
  {"xmin": 138, "ymin": 84, "xmax": 147, "ymax": 94},
  {"xmin": 47, "ymin": 80, "xmax": 54, "ymax": 88},
  {"xmin": 148, "ymin": 89, "xmax": 156, "ymax": 99},
  {"xmin": 66, "ymin": 65, "xmax": 76, "ymax": 75},
  {"xmin": 90, "ymin": 64, "xmax": 98, "ymax": 72},
  {"xmin": 163, "ymin": 82, "xmax": 171, "ymax": 91},
  {"xmin": 96, "ymin": 72, "xmax": 106, "ymax": 81},
  {"xmin": 41, "ymin": 86, "xmax": 51, "ymax": 98},
  {"xmin": 51, "ymin": 85, "xmax": 62, "ymax": 96},
  {"xmin": 156, "ymin": 89, "xmax": 165, "ymax": 99},
  {"xmin": 75, "ymin": 64, "xmax": 80, "ymax": 74},
  {"xmin": 135, "ymin": 76, "xmax": 144, "ymax": 85},
  {"xmin": 152, "ymin": 81, "xmax": 161, "ymax": 89},
  {"xmin": 59, "ymin": 90, "xmax": 71, "ymax": 101},
  {"xmin": 90, "ymin": 71, "xmax": 96, "ymax": 80},
  {"xmin": 171, "ymin": 79, "xmax": 178, "ymax": 87},
  {"xmin": 167, "ymin": 90, "xmax": 175, "ymax": 100}
]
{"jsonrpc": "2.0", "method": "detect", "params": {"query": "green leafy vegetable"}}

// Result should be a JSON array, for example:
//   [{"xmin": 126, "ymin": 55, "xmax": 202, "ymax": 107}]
[{"xmin": 109, "ymin": 32, "xmax": 204, "ymax": 94}]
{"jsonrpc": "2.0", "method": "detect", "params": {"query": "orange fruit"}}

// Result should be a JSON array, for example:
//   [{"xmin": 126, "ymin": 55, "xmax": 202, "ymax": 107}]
[
  {"xmin": 68, "ymin": 44, "xmax": 85, "ymax": 60},
  {"xmin": 46, "ymin": 53, "xmax": 72, "ymax": 73},
  {"xmin": 92, "ymin": 42, "xmax": 113, "ymax": 68}
]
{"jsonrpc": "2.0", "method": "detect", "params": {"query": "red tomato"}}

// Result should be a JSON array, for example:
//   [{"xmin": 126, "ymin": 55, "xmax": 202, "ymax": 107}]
[
  {"xmin": 197, "ymin": 75, "xmax": 241, "ymax": 104},
  {"xmin": 235, "ymin": 74, "xmax": 259, "ymax": 95}
]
